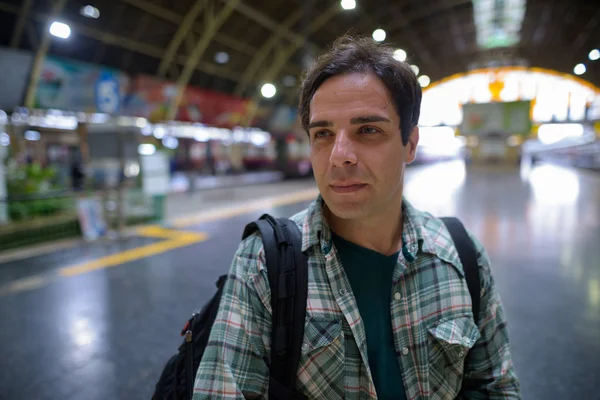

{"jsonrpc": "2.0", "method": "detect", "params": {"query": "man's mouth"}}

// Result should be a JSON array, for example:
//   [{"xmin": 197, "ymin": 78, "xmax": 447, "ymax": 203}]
[{"xmin": 330, "ymin": 183, "xmax": 368, "ymax": 193}]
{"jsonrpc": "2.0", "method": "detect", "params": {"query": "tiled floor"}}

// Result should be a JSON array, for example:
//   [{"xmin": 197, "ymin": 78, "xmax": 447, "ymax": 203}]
[{"xmin": 1, "ymin": 161, "xmax": 598, "ymax": 399}]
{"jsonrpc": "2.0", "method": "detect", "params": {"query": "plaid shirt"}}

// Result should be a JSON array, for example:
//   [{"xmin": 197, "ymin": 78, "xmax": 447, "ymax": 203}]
[{"xmin": 193, "ymin": 196, "xmax": 521, "ymax": 399}]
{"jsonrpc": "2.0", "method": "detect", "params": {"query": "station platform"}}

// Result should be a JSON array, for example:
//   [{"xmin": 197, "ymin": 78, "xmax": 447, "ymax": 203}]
[{"xmin": 0, "ymin": 161, "xmax": 599, "ymax": 400}]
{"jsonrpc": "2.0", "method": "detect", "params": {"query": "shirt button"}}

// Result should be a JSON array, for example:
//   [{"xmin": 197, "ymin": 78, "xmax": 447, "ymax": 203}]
[
  {"xmin": 302, "ymin": 343, "xmax": 309, "ymax": 351},
  {"xmin": 402, "ymin": 347, "xmax": 409, "ymax": 356},
  {"xmin": 340, "ymin": 288, "xmax": 347, "ymax": 296},
  {"xmin": 394, "ymin": 292, "xmax": 402, "ymax": 300},
  {"xmin": 459, "ymin": 350, "xmax": 465, "ymax": 357}
]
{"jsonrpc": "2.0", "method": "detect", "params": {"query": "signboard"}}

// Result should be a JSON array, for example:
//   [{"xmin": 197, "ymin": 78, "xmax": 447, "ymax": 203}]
[
  {"xmin": 461, "ymin": 101, "xmax": 531, "ymax": 135},
  {"xmin": 36, "ymin": 56, "xmax": 129, "ymax": 113},
  {"xmin": 124, "ymin": 75, "xmax": 250, "ymax": 127},
  {"xmin": 77, "ymin": 197, "xmax": 107, "ymax": 241},
  {"xmin": 140, "ymin": 151, "xmax": 170, "ymax": 196},
  {"xmin": 95, "ymin": 72, "xmax": 120, "ymax": 114}
]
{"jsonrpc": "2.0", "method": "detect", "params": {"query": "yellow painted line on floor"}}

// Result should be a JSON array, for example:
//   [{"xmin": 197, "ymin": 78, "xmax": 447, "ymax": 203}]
[
  {"xmin": 0, "ymin": 275, "xmax": 48, "ymax": 296},
  {"xmin": 59, "ymin": 229, "xmax": 207, "ymax": 278},
  {"xmin": 136, "ymin": 224, "xmax": 185, "ymax": 238},
  {"xmin": 2, "ymin": 188, "xmax": 320, "ymax": 293},
  {"xmin": 171, "ymin": 188, "xmax": 319, "ymax": 228}
]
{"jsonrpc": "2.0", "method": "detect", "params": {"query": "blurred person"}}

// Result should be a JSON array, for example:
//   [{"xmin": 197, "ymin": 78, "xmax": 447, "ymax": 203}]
[
  {"xmin": 192, "ymin": 36, "xmax": 521, "ymax": 399},
  {"xmin": 70, "ymin": 157, "xmax": 85, "ymax": 191}
]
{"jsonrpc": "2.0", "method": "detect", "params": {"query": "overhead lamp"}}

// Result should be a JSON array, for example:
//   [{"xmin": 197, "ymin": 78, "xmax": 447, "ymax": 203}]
[
  {"xmin": 393, "ymin": 49, "xmax": 407, "ymax": 62},
  {"xmin": 341, "ymin": 0, "xmax": 356, "ymax": 10},
  {"xmin": 411, "ymin": 65, "xmax": 419, "ymax": 75},
  {"xmin": 214, "ymin": 52, "xmax": 229, "ymax": 64},
  {"xmin": 418, "ymin": 75, "xmax": 430, "ymax": 88},
  {"xmin": 49, "ymin": 21, "xmax": 71, "ymax": 39},
  {"xmin": 138, "ymin": 144, "xmax": 156, "ymax": 156},
  {"xmin": 261, "ymin": 83, "xmax": 276, "ymax": 98},
  {"xmin": 0, "ymin": 132, "xmax": 10, "ymax": 147},
  {"xmin": 372, "ymin": 29, "xmax": 386, "ymax": 42},
  {"xmin": 162, "ymin": 137, "xmax": 179, "ymax": 149},
  {"xmin": 24, "ymin": 130, "xmax": 41, "ymax": 141},
  {"xmin": 80, "ymin": 5, "xmax": 100, "ymax": 19},
  {"xmin": 589, "ymin": 49, "xmax": 599, "ymax": 61},
  {"xmin": 573, "ymin": 63, "xmax": 586, "ymax": 75}
]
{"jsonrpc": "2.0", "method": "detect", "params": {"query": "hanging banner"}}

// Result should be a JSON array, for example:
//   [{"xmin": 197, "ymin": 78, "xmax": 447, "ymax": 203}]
[
  {"xmin": 123, "ymin": 75, "xmax": 251, "ymax": 127},
  {"xmin": 35, "ymin": 56, "xmax": 129, "ymax": 113}
]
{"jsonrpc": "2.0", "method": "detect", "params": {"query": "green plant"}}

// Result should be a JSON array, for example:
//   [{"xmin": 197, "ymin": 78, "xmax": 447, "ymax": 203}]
[{"xmin": 5, "ymin": 161, "xmax": 72, "ymax": 221}]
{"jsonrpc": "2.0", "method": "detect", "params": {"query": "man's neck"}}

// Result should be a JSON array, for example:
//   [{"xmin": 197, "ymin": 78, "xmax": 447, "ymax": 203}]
[{"xmin": 325, "ymin": 199, "xmax": 404, "ymax": 257}]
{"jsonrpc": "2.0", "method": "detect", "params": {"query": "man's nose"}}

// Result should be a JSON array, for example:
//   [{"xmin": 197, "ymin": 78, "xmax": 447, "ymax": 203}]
[{"xmin": 329, "ymin": 130, "xmax": 357, "ymax": 167}]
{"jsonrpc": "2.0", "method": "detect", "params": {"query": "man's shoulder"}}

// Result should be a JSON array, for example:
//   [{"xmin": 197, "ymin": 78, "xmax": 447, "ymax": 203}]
[
  {"xmin": 414, "ymin": 207, "xmax": 491, "ymax": 273},
  {"xmin": 231, "ymin": 206, "xmax": 311, "ymax": 280}
]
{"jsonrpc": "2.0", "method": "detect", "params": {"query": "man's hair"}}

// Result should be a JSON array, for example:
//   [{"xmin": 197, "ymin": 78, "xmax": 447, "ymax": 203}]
[{"xmin": 299, "ymin": 35, "xmax": 422, "ymax": 145}]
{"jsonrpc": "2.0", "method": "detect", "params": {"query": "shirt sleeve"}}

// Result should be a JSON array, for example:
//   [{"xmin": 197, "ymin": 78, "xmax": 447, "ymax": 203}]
[
  {"xmin": 458, "ymin": 233, "xmax": 522, "ymax": 400},
  {"xmin": 193, "ymin": 234, "xmax": 272, "ymax": 399}
]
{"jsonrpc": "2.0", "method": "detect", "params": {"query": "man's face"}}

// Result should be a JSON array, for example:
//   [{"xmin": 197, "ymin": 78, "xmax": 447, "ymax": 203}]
[{"xmin": 308, "ymin": 72, "xmax": 419, "ymax": 220}]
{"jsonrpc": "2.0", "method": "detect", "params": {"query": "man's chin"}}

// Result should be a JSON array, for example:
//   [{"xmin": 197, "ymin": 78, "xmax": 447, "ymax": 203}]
[{"xmin": 322, "ymin": 195, "xmax": 369, "ymax": 221}]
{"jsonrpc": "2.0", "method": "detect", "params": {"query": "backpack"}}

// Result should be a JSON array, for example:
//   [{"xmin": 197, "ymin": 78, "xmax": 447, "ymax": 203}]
[
  {"xmin": 152, "ymin": 214, "xmax": 309, "ymax": 400},
  {"xmin": 151, "ymin": 215, "xmax": 479, "ymax": 400}
]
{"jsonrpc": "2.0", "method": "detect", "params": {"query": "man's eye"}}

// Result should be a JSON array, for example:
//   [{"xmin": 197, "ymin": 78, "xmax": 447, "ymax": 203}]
[
  {"xmin": 314, "ymin": 130, "xmax": 330, "ymax": 139},
  {"xmin": 359, "ymin": 126, "xmax": 380, "ymax": 134}
]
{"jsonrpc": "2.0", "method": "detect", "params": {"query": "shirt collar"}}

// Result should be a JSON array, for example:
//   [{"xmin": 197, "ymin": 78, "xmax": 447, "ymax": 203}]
[
  {"xmin": 300, "ymin": 194, "xmax": 463, "ymax": 275},
  {"xmin": 301, "ymin": 195, "xmax": 428, "ymax": 254}
]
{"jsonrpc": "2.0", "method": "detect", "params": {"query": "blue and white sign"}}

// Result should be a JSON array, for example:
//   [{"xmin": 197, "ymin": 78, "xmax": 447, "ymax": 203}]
[{"xmin": 95, "ymin": 72, "xmax": 120, "ymax": 114}]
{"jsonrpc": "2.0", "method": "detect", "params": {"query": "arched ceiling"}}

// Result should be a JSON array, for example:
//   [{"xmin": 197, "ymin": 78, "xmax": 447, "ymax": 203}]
[{"xmin": 0, "ymin": 0, "xmax": 598, "ymax": 106}]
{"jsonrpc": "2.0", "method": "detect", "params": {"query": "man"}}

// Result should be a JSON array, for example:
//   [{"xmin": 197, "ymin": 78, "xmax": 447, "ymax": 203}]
[{"xmin": 193, "ymin": 36, "xmax": 521, "ymax": 399}]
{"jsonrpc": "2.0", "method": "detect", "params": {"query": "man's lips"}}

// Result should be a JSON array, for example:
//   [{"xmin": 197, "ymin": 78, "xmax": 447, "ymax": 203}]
[{"xmin": 330, "ymin": 183, "xmax": 368, "ymax": 193}]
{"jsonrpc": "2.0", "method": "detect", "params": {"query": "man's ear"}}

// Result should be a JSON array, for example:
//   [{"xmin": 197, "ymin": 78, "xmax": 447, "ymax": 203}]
[{"xmin": 404, "ymin": 126, "xmax": 419, "ymax": 164}]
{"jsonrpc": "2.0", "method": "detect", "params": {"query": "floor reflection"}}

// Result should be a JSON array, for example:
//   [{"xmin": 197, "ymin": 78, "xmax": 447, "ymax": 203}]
[{"xmin": 1, "ymin": 160, "xmax": 599, "ymax": 400}]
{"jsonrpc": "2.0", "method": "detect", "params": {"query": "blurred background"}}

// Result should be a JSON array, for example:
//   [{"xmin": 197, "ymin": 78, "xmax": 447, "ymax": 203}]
[{"xmin": 0, "ymin": 0, "xmax": 598, "ymax": 399}]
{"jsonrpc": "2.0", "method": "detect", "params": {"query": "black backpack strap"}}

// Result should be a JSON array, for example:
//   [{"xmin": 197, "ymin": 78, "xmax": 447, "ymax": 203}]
[
  {"xmin": 242, "ymin": 214, "xmax": 308, "ymax": 400},
  {"xmin": 440, "ymin": 217, "xmax": 481, "ymax": 324}
]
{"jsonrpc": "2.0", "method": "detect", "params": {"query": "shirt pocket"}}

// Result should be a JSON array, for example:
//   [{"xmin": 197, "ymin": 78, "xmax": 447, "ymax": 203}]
[
  {"xmin": 298, "ymin": 318, "xmax": 346, "ymax": 399},
  {"xmin": 427, "ymin": 315, "xmax": 481, "ymax": 399}
]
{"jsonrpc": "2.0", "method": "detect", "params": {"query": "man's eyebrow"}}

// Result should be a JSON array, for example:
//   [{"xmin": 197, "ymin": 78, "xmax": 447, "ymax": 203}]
[
  {"xmin": 350, "ymin": 115, "xmax": 392, "ymax": 124},
  {"xmin": 308, "ymin": 120, "xmax": 333, "ymax": 129}
]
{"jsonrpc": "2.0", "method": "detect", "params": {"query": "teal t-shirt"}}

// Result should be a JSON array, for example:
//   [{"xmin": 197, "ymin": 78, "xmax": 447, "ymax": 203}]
[{"xmin": 332, "ymin": 233, "xmax": 406, "ymax": 400}]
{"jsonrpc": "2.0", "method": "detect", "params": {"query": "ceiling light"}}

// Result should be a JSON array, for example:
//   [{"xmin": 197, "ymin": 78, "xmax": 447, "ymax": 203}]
[
  {"xmin": 393, "ymin": 49, "xmax": 407, "ymax": 62},
  {"xmin": 341, "ymin": 0, "xmax": 356, "ymax": 10},
  {"xmin": 411, "ymin": 65, "xmax": 419, "ymax": 75},
  {"xmin": 372, "ymin": 29, "xmax": 386, "ymax": 42},
  {"xmin": 573, "ymin": 63, "xmax": 586, "ymax": 75},
  {"xmin": 418, "ymin": 75, "xmax": 430, "ymax": 88},
  {"xmin": 49, "ymin": 21, "xmax": 71, "ymax": 39},
  {"xmin": 0, "ymin": 132, "xmax": 10, "ymax": 147},
  {"xmin": 261, "ymin": 83, "xmax": 276, "ymax": 98},
  {"xmin": 138, "ymin": 144, "xmax": 156, "ymax": 156},
  {"xmin": 214, "ymin": 52, "xmax": 229, "ymax": 64},
  {"xmin": 80, "ymin": 5, "xmax": 100, "ymax": 19},
  {"xmin": 589, "ymin": 49, "xmax": 600, "ymax": 61},
  {"xmin": 24, "ymin": 130, "xmax": 41, "ymax": 141}
]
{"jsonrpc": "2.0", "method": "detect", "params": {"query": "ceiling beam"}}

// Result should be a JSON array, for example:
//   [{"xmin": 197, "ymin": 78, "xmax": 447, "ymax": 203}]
[
  {"xmin": 0, "ymin": 2, "xmax": 242, "ymax": 83},
  {"xmin": 157, "ymin": 0, "xmax": 206, "ymax": 77},
  {"xmin": 122, "ymin": 0, "xmax": 257, "ymax": 57},
  {"xmin": 242, "ymin": 2, "xmax": 340, "ymax": 125},
  {"xmin": 234, "ymin": 7, "xmax": 304, "ymax": 96},
  {"xmin": 224, "ymin": 1, "xmax": 305, "ymax": 47},
  {"xmin": 167, "ymin": 0, "xmax": 240, "ymax": 120},
  {"xmin": 9, "ymin": 0, "xmax": 33, "ymax": 48},
  {"xmin": 572, "ymin": 7, "xmax": 600, "ymax": 56},
  {"xmin": 24, "ymin": 0, "xmax": 69, "ymax": 109}
]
